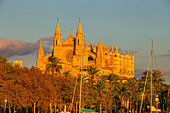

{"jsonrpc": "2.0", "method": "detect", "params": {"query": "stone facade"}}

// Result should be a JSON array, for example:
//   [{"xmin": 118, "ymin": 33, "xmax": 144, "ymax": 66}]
[{"xmin": 37, "ymin": 20, "xmax": 135, "ymax": 78}]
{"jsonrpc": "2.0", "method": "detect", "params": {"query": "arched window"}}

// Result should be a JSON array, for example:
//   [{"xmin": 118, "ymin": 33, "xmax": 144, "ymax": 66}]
[
  {"xmin": 56, "ymin": 40, "xmax": 57, "ymax": 45},
  {"xmin": 78, "ymin": 39, "xmax": 79, "ymax": 45}
]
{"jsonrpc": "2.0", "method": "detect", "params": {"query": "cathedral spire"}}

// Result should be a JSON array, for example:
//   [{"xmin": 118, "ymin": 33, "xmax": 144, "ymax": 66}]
[
  {"xmin": 76, "ymin": 18, "xmax": 83, "ymax": 36},
  {"xmin": 54, "ymin": 18, "xmax": 62, "ymax": 46},
  {"xmin": 38, "ymin": 40, "xmax": 44, "ymax": 57},
  {"xmin": 55, "ymin": 18, "xmax": 61, "ymax": 36}
]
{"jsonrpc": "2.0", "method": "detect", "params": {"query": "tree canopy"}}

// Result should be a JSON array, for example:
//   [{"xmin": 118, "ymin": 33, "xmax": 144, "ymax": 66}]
[{"xmin": 0, "ymin": 56, "xmax": 169, "ymax": 113}]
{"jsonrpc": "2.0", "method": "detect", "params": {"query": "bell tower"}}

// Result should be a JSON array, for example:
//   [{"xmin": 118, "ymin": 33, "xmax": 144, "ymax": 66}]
[
  {"xmin": 53, "ymin": 19, "xmax": 62, "ymax": 57},
  {"xmin": 75, "ymin": 18, "xmax": 84, "ymax": 55},
  {"xmin": 73, "ymin": 18, "xmax": 85, "ymax": 67}
]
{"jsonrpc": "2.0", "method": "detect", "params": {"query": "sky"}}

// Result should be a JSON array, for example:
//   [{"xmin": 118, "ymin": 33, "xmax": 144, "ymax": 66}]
[{"xmin": 0, "ymin": 0, "xmax": 170, "ymax": 84}]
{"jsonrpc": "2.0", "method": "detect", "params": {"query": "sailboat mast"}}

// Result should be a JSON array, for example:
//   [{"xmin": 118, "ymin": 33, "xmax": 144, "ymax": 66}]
[
  {"xmin": 150, "ymin": 40, "xmax": 153, "ymax": 113},
  {"xmin": 139, "ymin": 40, "xmax": 154, "ymax": 113},
  {"xmin": 79, "ymin": 42, "xmax": 84, "ymax": 113}
]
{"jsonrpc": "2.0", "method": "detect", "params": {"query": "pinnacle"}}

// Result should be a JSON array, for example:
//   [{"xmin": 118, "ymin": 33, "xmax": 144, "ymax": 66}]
[
  {"xmin": 76, "ymin": 19, "xmax": 83, "ymax": 36},
  {"xmin": 132, "ymin": 51, "xmax": 134, "ymax": 57},
  {"xmin": 38, "ymin": 40, "xmax": 44, "ymax": 57},
  {"xmin": 111, "ymin": 46, "xmax": 114, "ymax": 52},
  {"xmin": 115, "ymin": 46, "xmax": 119, "ymax": 52},
  {"xmin": 55, "ymin": 20, "xmax": 61, "ymax": 35},
  {"xmin": 94, "ymin": 42, "xmax": 96, "ymax": 47},
  {"xmin": 126, "ymin": 50, "xmax": 129, "ymax": 55},
  {"xmin": 70, "ymin": 29, "xmax": 72, "ymax": 35},
  {"xmin": 89, "ymin": 41, "xmax": 92, "ymax": 47},
  {"xmin": 85, "ymin": 40, "xmax": 87, "ymax": 46},
  {"xmin": 98, "ymin": 38, "xmax": 101, "ymax": 46}
]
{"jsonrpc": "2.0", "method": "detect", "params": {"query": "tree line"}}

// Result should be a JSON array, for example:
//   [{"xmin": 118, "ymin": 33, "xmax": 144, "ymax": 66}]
[{"xmin": 0, "ymin": 56, "xmax": 169, "ymax": 113}]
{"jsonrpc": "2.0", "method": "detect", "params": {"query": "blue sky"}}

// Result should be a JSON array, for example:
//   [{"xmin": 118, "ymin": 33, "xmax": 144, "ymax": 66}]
[{"xmin": 0, "ymin": 0, "xmax": 170, "ymax": 83}]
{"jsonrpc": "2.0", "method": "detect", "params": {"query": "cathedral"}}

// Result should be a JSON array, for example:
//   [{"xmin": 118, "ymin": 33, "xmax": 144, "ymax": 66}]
[{"xmin": 37, "ymin": 19, "xmax": 135, "ymax": 78}]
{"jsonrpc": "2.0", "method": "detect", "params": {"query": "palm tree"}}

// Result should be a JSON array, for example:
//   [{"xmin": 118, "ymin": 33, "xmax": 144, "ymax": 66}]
[
  {"xmin": 141, "ymin": 70, "xmax": 165, "ymax": 110},
  {"xmin": 159, "ymin": 84, "xmax": 167, "ymax": 112},
  {"xmin": 152, "ymin": 70, "xmax": 164, "ymax": 106},
  {"xmin": 115, "ymin": 81, "xmax": 127, "ymax": 113},
  {"xmin": 62, "ymin": 70, "xmax": 72, "ymax": 77},
  {"xmin": 93, "ymin": 75, "xmax": 108, "ymax": 113},
  {"xmin": 134, "ymin": 91, "xmax": 141, "ymax": 113},
  {"xmin": 167, "ymin": 84, "xmax": 170, "ymax": 113},
  {"xmin": 84, "ymin": 67, "xmax": 100, "ymax": 110},
  {"xmin": 46, "ymin": 57, "xmax": 62, "ymax": 75},
  {"xmin": 107, "ymin": 74, "xmax": 120, "ymax": 113},
  {"xmin": 87, "ymin": 66, "xmax": 100, "ymax": 84},
  {"xmin": 126, "ymin": 78, "xmax": 140, "ymax": 113}
]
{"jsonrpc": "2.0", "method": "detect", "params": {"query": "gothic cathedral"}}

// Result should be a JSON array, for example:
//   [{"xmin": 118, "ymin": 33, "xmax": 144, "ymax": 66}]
[{"xmin": 37, "ymin": 19, "xmax": 135, "ymax": 78}]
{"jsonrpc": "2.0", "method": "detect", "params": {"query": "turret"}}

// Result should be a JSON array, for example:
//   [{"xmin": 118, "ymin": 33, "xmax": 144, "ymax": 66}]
[
  {"xmin": 97, "ymin": 38, "xmax": 103, "ymax": 55},
  {"xmin": 93, "ymin": 42, "xmax": 97, "ymax": 53},
  {"xmin": 96, "ymin": 38, "xmax": 103, "ymax": 66},
  {"xmin": 113, "ymin": 45, "xmax": 120, "ymax": 74},
  {"xmin": 109, "ymin": 46, "xmax": 114, "ymax": 67},
  {"xmin": 131, "ymin": 51, "xmax": 135, "ymax": 74},
  {"xmin": 126, "ymin": 50, "xmax": 131, "ymax": 73},
  {"xmin": 84, "ymin": 40, "xmax": 88, "ymax": 66}
]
